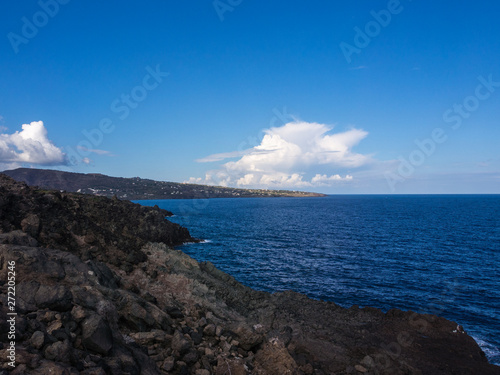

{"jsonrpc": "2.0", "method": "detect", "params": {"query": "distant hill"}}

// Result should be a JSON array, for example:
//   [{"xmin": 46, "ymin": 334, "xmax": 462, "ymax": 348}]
[{"xmin": 1, "ymin": 168, "xmax": 326, "ymax": 200}]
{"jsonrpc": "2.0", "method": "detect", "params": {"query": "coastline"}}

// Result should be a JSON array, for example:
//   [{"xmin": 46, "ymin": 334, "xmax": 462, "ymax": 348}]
[
  {"xmin": 1, "ymin": 174, "xmax": 499, "ymax": 374},
  {"xmin": 2, "ymin": 168, "xmax": 327, "ymax": 200}
]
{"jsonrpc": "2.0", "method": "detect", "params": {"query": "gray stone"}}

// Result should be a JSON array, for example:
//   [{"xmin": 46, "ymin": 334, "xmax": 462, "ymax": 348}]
[
  {"xmin": 203, "ymin": 323, "xmax": 216, "ymax": 336},
  {"xmin": 234, "ymin": 325, "xmax": 264, "ymax": 351},
  {"xmin": 21, "ymin": 214, "xmax": 40, "ymax": 237},
  {"xmin": 355, "ymin": 364, "xmax": 368, "ymax": 373},
  {"xmin": 190, "ymin": 331, "xmax": 203, "ymax": 345},
  {"xmin": 16, "ymin": 280, "xmax": 40, "ymax": 313},
  {"xmin": 162, "ymin": 356, "xmax": 175, "ymax": 371},
  {"xmin": 0, "ymin": 230, "xmax": 38, "ymax": 247},
  {"xmin": 44, "ymin": 340, "xmax": 71, "ymax": 363},
  {"xmin": 71, "ymin": 305, "xmax": 87, "ymax": 322},
  {"xmin": 198, "ymin": 317, "xmax": 208, "ymax": 327},
  {"xmin": 183, "ymin": 348, "xmax": 199, "ymax": 364},
  {"xmin": 216, "ymin": 325, "xmax": 223, "ymax": 337},
  {"xmin": 172, "ymin": 330, "xmax": 191, "ymax": 354},
  {"xmin": 81, "ymin": 314, "xmax": 113, "ymax": 355},
  {"xmin": 30, "ymin": 331, "xmax": 45, "ymax": 349},
  {"xmin": 130, "ymin": 330, "xmax": 170, "ymax": 345},
  {"xmin": 35, "ymin": 284, "xmax": 73, "ymax": 311}
]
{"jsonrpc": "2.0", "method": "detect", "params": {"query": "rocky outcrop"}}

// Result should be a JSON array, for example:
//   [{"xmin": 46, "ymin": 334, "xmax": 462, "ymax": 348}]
[
  {"xmin": 0, "ymin": 174, "xmax": 499, "ymax": 374},
  {"xmin": 0, "ymin": 174, "xmax": 193, "ymax": 272}
]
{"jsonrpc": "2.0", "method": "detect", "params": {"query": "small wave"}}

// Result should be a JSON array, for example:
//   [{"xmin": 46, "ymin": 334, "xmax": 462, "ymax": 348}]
[
  {"xmin": 182, "ymin": 239, "xmax": 212, "ymax": 245},
  {"xmin": 472, "ymin": 336, "xmax": 500, "ymax": 366}
]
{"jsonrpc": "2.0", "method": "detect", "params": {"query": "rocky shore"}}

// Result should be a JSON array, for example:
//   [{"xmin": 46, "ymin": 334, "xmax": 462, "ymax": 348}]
[{"xmin": 0, "ymin": 174, "xmax": 499, "ymax": 374}]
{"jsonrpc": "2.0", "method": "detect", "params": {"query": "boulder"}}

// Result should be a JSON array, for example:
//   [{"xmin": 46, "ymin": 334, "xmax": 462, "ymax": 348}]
[
  {"xmin": 81, "ymin": 314, "xmax": 113, "ymax": 355},
  {"xmin": 35, "ymin": 285, "xmax": 73, "ymax": 312}
]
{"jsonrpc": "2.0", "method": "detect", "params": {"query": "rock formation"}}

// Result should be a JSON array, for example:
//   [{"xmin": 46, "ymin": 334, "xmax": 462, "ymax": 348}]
[{"xmin": 0, "ymin": 174, "xmax": 498, "ymax": 374}]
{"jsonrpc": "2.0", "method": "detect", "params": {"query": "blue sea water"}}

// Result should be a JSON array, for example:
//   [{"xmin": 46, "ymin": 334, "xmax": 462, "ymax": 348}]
[{"xmin": 135, "ymin": 195, "xmax": 500, "ymax": 365}]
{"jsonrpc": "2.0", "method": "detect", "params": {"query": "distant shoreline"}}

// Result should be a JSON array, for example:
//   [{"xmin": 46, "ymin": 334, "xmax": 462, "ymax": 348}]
[{"xmin": 1, "ymin": 168, "xmax": 326, "ymax": 200}]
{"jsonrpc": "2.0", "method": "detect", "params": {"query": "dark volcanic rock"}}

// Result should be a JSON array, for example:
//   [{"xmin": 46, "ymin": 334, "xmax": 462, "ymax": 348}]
[
  {"xmin": 0, "ymin": 174, "xmax": 499, "ymax": 375},
  {"xmin": 34, "ymin": 284, "xmax": 73, "ymax": 311},
  {"xmin": 0, "ymin": 173, "xmax": 193, "ymax": 269},
  {"xmin": 81, "ymin": 314, "xmax": 113, "ymax": 355}
]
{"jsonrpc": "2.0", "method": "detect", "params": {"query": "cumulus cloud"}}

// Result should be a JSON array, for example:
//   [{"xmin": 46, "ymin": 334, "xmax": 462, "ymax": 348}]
[
  {"xmin": 0, "ymin": 121, "xmax": 66, "ymax": 165},
  {"xmin": 188, "ymin": 121, "xmax": 372, "ymax": 188}
]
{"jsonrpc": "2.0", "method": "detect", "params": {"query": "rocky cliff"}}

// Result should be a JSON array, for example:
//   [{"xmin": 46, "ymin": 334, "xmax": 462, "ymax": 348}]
[{"xmin": 0, "ymin": 174, "xmax": 499, "ymax": 375}]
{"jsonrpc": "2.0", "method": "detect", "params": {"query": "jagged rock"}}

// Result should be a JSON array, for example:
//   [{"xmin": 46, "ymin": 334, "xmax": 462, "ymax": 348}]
[
  {"xmin": 172, "ymin": 330, "xmax": 191, "ymax": 354},
  {"xmin": 190, "ymin": 331, "xmax": 203, "ymax": 345},
  {"xmin": 46, "ymin": 320, "xmax": 62, "ymax": 334},
  {"xmin": 162, "ymin": 356, "xmax": 175, "ymax": 371},
  {"xmin": 182, "ymin": 348, "xmax": 199, "ymax": 364},
  {"xmin": 233, "ymin": 324, "xmax": 264, "ymax": 351},
  {"xmin": 0, "ymin": 230, "xmax": 38, "ymax": 247},
  {"xmin": 0, "ymin": 174, "xmax": 193, "ymax": 270},
  {"xmin": 70, "ymin": 305, "xmax": 86, "ymax": 322},
  {"xmin": 203, "ymin": 324, "xmax": 216, "ymax": 337},
  {"xmin": 254, "ymin": 341, "xmax": 298, "ymax": 374},
  {"xmin": 44, "ymin": 340, "xmax": 71, "ymax": 363},
  {"xmin": 35, "ymin": 285, "xmax": 73, "ymax": 312},
  {"xmin": 15, "ymin": 280, "xmax": 40, "ymax": 313},
  {"xmin": 21, "ymin": 214, "xmax": 40, "ymax": 237},
  {"xmin": 81, "ymin": 314, "xmax": 113, "ymax": 355},
  {"xmin": 0, "ymin": 174, "xmax": 499, "ymax": 375},
  {"xmin": 215, "ymin": 356, "xmax": 247, "ymax": 375},
  {"xmin": 129, "ymin": 330, "xmax": 171, "ymax": 346},
  {"xmin": 36, "ymin": 360, "xmax": 77, "ymax": 375}
]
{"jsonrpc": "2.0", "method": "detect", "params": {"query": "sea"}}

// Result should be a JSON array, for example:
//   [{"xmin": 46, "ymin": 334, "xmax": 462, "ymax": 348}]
[{"xmin": 135, "ymin": 195, "xmax": 500, "ymax": 365}]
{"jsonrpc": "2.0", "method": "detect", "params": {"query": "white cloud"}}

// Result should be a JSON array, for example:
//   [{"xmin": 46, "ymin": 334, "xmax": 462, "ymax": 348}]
[
  {"xmin": 0, "ymin": 121, "xmax": 66, "ymax": 165},
  {"xmin": 188, "ymin": 121, "xmax": 372, "ymax": 189},
  {"xmin": 195, "ymin": 149, "xmax": 253, "ymax": 163},
  {"xmin": 349, "ymin": 65, "xmax": 368, "ymax": 70},
  {"xmin": 77, "ymin": 145, "xmax": 113, "ymax": 156},
  {"xmin": 312, "ymin": 174, "xmax": 353, "ymax": 185}
]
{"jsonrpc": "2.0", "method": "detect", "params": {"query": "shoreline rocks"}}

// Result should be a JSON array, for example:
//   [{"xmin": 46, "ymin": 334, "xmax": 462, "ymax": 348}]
[{"xmin": 0, "ymin": 174, "xmax": 499, "ymax": 374}]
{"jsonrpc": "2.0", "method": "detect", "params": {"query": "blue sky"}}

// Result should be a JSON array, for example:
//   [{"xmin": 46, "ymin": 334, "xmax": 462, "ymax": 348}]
[{"xmin": 1, "ymin": 1, "xmax": 499, "ymax": 193}]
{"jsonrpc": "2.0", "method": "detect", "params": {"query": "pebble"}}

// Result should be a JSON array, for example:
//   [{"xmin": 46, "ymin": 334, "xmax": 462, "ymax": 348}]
[
  {"xmin": 203, "ymin": 324, "xmax": 216, "ymax": 336},
  {"xmin": 30, "ymin": 331, "xmax": 45, "ymax": 349},
  {"xmin": 162, "ymin": 357, "xmax": 175, "ymax": 371},
  {"xmin": 355, "ymin": 364, "xmax": 368, "ymax": 373},
  {"xmin": 215, "ymin": 326, "xmax": 223, "ymax": 337}
]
